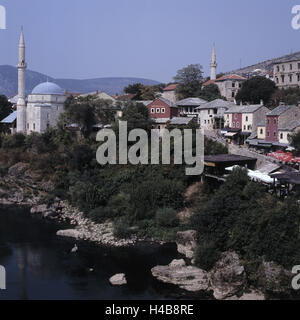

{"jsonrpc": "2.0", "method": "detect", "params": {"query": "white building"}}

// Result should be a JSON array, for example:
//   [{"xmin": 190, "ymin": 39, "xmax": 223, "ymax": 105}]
[{"xmin": 16, "ymin": 28, "xmax": 67, "ymax": 134}]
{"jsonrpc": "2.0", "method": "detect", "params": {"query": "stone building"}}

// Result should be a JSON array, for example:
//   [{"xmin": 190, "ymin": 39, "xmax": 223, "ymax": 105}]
[
  {"xmin": 273, "ymin": 57, "xmax": 300, "ymax": 89},
  {"xmin": 16, "ymin": 28, "xmax": 67, "ymax": 134},
  {"xmin": 176, "ymin": 97, "xmax": 207, "ymax": 118},
  {"xmin": 195, "ymin": 99, "xmax": 235, "ymax": 130},
  {"xmin": 161, "ymin": 84, "xmax": 178, "ymax": 104}
]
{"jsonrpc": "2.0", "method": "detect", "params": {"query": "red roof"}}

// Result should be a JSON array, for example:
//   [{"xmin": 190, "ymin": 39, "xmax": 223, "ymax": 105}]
[
  {"xmin": 164, "ymin": 84, "xmax": 178, "ymax": 91},
  {"xmin": 203, "ymin": 79, "xmax": 216, "ymax": 86},
  {"xmin": 215, "ymin": 74, "xmax": 247, "ymax": 82}
]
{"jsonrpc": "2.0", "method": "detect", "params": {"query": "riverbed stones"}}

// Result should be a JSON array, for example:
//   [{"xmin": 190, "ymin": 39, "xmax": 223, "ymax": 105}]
[
  {"xmin": 210, "ymin": 251, "xmax": 246, "ymax": 300},
  {"xmin": 56, "ymin": 229, "xmax": 85, "ymax": 240},
  {"xmin": 176, "ymin": 230, "xmax": 197, "ymax": 260},
  {"xmin": 8, "ymin": 163, "xmax": 30, "ymax": 177},
  {"xmin": 151, "ymin": 260, "xmax": 210, "ymax": 292},
  {"xmin": 109, "ymin": 274, "xmax": 127, "ymax": 286}
]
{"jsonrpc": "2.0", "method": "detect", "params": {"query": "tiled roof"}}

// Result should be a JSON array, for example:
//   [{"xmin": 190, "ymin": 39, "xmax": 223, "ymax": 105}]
[
  {"xmin": 163, "ymin": 84, "xmax": 178, "ymax": 91},
  {"xmin": 224, "ymin": 104, "xmax": 264, "ymax": 114},
  {"xmin": 158, "ymin": 97, "xmax": 177, "ymax": 107},
  {"xmin": 215, "ymin": 74, "xmax": 247, "ymax": 82},
  {"xmin": 279, "ymin": 120, "xmax": 300, "ymax": 131},
  {"xmin": 195, "ymin": 99, "xmax": 235, "ymax": 110},
  {"xmin": 203, "ymin": 79, "xmax": 216, "ymax": 86},
  {"xmin": 177, "ymin": 97, "xmax": 207, "ymax": 106},
  {"xmin": 267, "ymin": 105, "xmax": 295, "ymax": 116},
  {"xmin": 169, "ymin": 117, "xmax": 193, "ymax": 125}
]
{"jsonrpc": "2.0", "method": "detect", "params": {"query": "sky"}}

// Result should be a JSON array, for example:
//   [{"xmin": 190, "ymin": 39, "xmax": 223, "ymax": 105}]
[{"xmin": 0, "ymin": 0, "xmax": 299, "ymax": 83}]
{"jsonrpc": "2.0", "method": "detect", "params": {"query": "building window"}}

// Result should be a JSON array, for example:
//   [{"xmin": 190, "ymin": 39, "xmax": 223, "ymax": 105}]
[
  {"xmin": 227, "ymin": 115, "xmax": 229, "ymax": 119},
  {"xmin": 244, "ymin": 125, "xmax": 246, "ymax": 130},
  {"xmin": 267, "ymin": 131, "xmax": 270, "ymax": 137},
  {"xmin": 236, "ymin": 121, "xmax": 240, "ymax": 128},
  {"xmin": 161, "ymin": 108, "xmax": 165, "ymax": 113},
  {"xmin": 276, "ymin": 77, "xmax": 279, "ymax": 84},
  {"xmin": 290, "ymin": 64, "xmax": 293, "ymax": 70},
  {"xmin": 151, "ymin": 108, "xmax": 155, "ymax": 113},
  {"xmin": 267, "ymin": 119, "xmax": 270, "ymax": 125},
  {"xmin": 232, "ymin": 92, "xmax": 235, "ymax": 98},
  {"xmin": 277, "ymin": 66, "xmax": 280, "ymax": 72},
  {"xmin": 274, "ymin": 132, "xmax": 276, "ymax": 137},
  {"xmin": 232, "ymin": 122, "xmax": 235, "ymax": 128},
  {"xmin": 27, "ymin": 123, "xmax": 29, "ymax": 129},
  {"xmin": 280, "ymin": 133, "xmax": 283, "ymax": 139},
  {"xmin": 234, "ymin": 114, "xmax": 238, "ymax": 119},
  {"xmin": 282, "ymin": 65, "xmax": 285, "ymax": 71},
  {"xmin": 274, "ymin": 119, "xmax": 277, "ymax": 124},
  {"xmin": 246, "ymin": 116, "xmax": 248, "ymax": 122},
  {"xmin": 260, "ymin": 129, "xmax": 263, "ymax": 134},
  {"xmin": 239, "ymin": 83, "xmax": 242, "ymax": 88},
  {"xmin": 33, "ymin": 123, "xmax": 36, "ymax": 130},
  {"xmin": 156, "ymin": 108, "xmax": 160, "ymax": 113},
  {"xmin": 290, "ymin": 75, "xmax": 293, "ymax": 82},
  {"xmin": 281, "ymin": 75, "xmax": 285, "ymax": 83},
  {"xmin": 232, "ymin": 82, "xmax": 235, "ymax": 88},
  {"xmin": 204, "ymin": 120, "xmax": 206, "ymax": 124},
  {"xmin": 298, "ymin": 74, "xmax": 300, "ymax": 82},
  {"xmin": 208, "ymin": 120, "xmax": 210, "ymax": 124},
  {"xmin": 248, "ymin": 125, "xmax": 251, "ymax": 130}
]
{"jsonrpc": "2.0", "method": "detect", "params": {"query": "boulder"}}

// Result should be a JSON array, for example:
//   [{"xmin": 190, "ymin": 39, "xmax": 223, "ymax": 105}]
[
  {"xmin": 257, "ymin": 260, "xmax": 292, "ymax": 294},
  {"xmin": 8, "ymin": 163, "xmax": 29, "ymax": 177},
  {"xmin": 176, "ymin": 230, "xmax": 197, "ymax": 260},
  {"xmin": 56, "ymin": 229, "xmax": 85, "ymax": 240},
  {"xmin": 109, "ymin": 273, "xmax": 127, "ymax": 286},
  {"xmin": 151, "ymin": 259, "xmax": 210, "ymax": 292},
  {"xmin": 30, "ymin": 204, "xmax": 48, "ymax": 214},
  {"xmin": 210, "ymin": 252, "xmax": 246, "ymax": 300}
]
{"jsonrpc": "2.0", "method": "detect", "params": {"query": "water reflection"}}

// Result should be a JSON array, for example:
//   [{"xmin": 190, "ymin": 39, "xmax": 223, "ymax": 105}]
[{"xmin": 0, "ymin": 206, "xmax": 180, "ymax": 300}]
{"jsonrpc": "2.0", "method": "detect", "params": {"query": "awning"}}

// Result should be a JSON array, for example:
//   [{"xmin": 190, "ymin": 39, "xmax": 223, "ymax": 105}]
[
  {"xmin": 225, "ymin": 132, "xmax": 238, "ymax": 137},
  {"xmin": 1, "ymin": 111, "xmax": 17, "ymax": 124}
]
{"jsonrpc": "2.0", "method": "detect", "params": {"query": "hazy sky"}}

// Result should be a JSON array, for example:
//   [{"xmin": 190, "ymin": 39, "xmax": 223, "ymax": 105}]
[{"xmin": 0, "ymin": 0, "xmax": 299, "ymax": 83}]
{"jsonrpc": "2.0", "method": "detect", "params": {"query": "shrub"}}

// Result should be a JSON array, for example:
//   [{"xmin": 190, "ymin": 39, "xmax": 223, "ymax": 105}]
[
  {"xmin": 113, "ymin": 217, "xmax": 132, "ymax": 239},
  {"xmin": 155, "ymin": 207, "xmax": 179, "ymax": 228},
  {"xmin": 1, "ymin": 133, "xmax": 26, "ymax": 149}
]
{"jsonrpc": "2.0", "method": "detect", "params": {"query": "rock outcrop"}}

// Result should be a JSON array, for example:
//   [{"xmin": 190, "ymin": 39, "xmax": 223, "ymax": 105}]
[
  {"xmin": 109, "ymin": 274, "xmax": 127, "ymax": 286},
  {"xmin": 151, "ymin": 259, "xmax": 210, "ymax": 292},
  {"xmin": 210, "ymin": 252, "xmax": 246, "ymax": 300},
  {"xmin": 176, "ymin": 230, "xmax": 197, "ymax": 260},
  {"xmin": 257, "ymin": 260, "xmax": 292, "ymax": 295}
]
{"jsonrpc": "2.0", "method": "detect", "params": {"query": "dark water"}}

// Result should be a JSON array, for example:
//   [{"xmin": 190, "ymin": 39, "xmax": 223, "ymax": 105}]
[{"xmin": 0, "ymin": 206, "xmax": 183, "ymax": 300}]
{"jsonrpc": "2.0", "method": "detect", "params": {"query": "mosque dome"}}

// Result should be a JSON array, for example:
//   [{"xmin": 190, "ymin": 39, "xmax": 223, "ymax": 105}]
[{"xmin": 32, "ymin": 82, "xmax": 64, "ymax": 95}]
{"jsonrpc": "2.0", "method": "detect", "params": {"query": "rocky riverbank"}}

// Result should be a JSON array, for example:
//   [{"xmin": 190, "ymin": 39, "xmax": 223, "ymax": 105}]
[{"xmin": 0, "ymin": 162, "xmax": 136, "ymax": 247}]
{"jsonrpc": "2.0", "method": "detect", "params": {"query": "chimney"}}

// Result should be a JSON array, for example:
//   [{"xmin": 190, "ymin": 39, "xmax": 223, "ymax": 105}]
[
  {"xmin": 260, "ymin": 99, "xmax": 264, "ymax": 106},
  {"xmin": 240, "ymin": 101, "xmax": 243, "ymax": 106},
  {"xmin": 279, "ymin": 101, "xmax": 285, "ymax": 106}
]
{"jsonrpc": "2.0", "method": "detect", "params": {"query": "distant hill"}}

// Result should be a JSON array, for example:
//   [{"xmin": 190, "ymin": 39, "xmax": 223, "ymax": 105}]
[
  {"xmin": 228, "ymin": 51, "xmax": 300, "ymax": 76},
  {"xmin": 0, "ymin": 65, "xmax": 160, "ymax": 98}
]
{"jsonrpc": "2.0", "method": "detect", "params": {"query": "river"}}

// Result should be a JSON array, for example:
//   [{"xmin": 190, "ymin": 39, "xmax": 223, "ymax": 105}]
[{"xmin": 0, "ymin": 206, "xmax": 184, "ymax": 300}]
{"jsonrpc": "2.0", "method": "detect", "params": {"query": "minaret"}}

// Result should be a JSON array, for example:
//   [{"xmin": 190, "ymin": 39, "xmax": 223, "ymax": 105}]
[
  {"xmin": 210, "ymin": 43, "xmax": 217, "ymax": 81},
  {"xmin": 17, "ymin": 27, "xmax": 27, "ymax": 133}
]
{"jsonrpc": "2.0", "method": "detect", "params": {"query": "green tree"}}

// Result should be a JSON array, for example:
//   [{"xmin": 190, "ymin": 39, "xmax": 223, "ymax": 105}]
[
  {"xmin": 291, "ymin": 131, "xmax": 300, "ymax": 156},
  {"xmin": 199, "ymin": 83, "xmax": 224, "ymax": 102},
  {"xmin": 236, "ymin": 76, "xmax": 277, "ymax": 105},
  {"xmin": 174, "ymin": 64, "xmax": 204, "ymax": 99}
]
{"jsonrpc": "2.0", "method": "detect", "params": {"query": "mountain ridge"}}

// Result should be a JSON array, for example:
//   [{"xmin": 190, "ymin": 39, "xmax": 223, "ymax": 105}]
[{"xmin": 0, "ymin": 65, "xmax": 160, "ymax": 98}]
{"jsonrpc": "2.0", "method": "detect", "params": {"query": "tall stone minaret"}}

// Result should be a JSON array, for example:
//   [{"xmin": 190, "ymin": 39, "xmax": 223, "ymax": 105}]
[
  {"xmin": 17, "ymin": 27, "xmax": 27, "ymax": 133},
  {"xmin": 210, "ymin": 43, "xmax": 217, "ymax": 81}
]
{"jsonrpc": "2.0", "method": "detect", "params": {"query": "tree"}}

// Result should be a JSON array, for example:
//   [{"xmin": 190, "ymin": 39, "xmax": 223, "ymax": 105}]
[
  {"xmin": 119, "ymin": 102, "xmax": 154, "ymax": 132},
  {"xmin": 236, "ymin": 76, "xmax": 277, "ymax": 105},
  {"xmin": 124, "ymin": 83, "xmax": 143, "ymax": 100},
  {"xmin": 291, "ymin": 131, "xmax": 300, "ymax": 156},
  {"xmin": 199, "ymin": 83, "xmax": 224, "ymax": 102},
  {"xmin": 174, "ymin": 64, "xmax": 204, "ymax": 99},
  {"xmin": 124, "ymin": 83, "xmax": 165, "ymax": 101},
  {"xmin": 271, "ymin": 87, "xmax": 300, "ymax": 107}
]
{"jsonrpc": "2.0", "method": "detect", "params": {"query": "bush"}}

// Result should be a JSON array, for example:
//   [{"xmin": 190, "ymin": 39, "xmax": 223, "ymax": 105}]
[
  {"xmin": 113, "ymin": 217, "xmax": 132, "ymax": 239},
  {"xmin": 1, "ymin": 133, "xmax": 26, "ymax": 149},
  {"xmin": 155, "ymin": 207, "xmax": 179, "ymax": 228},
  {"xmin": 195, "ymin": 240, "xmax": 221, "ymax": 271}
]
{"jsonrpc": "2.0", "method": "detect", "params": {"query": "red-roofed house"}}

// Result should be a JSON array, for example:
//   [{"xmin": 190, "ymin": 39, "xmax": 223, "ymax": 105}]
[
  {"xmin": 203, "ymin": 74, "xmax": 246, "ymax": 102},
  {"xmin": 161, "ymin": 84, "xmax": 178, "ymax": 104}
]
